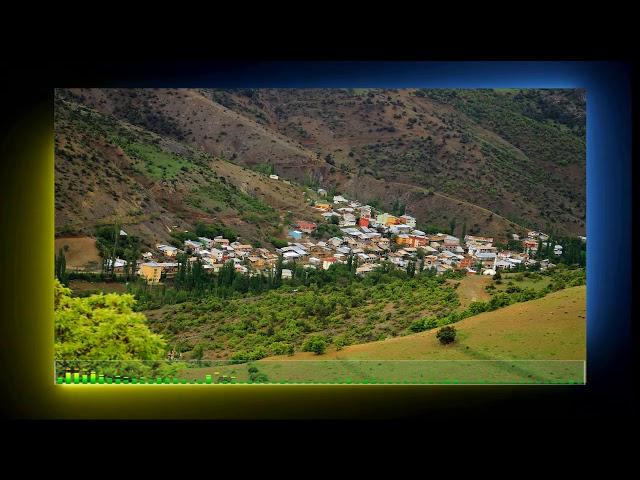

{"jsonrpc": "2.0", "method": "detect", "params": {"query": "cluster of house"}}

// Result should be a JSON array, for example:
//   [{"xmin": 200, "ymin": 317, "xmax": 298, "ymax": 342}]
[
  {"xmin": 135, "ymin": 236, "xmax": 282, "ymax": 283},
  {"xmin": 122, "ymin": 191, "xmax": 572, "ymax": 284}
]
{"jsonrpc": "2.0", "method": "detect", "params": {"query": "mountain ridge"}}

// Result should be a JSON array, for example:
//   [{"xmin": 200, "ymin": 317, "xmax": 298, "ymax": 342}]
[{"xmin": 55, "ymin": 87, "xmax": 585, "ymax": 246}]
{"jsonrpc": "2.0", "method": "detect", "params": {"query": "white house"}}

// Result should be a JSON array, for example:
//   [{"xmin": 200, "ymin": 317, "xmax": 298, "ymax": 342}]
[
  {"xmin": 184, "ymin": 240, "xmax": 203, "ymax": 253},
  {"xmin": 157, "ymin": 244, "xmax": 178, "ymax": 257}
]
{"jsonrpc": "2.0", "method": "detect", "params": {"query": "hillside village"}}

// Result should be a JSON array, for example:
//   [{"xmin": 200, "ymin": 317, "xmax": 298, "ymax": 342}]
[
  {"xmin": 51, "ymin": 87, "xmax": 588, "ymax": 385},
  {"xmin": 100, "ymin": 178, "xmax": 576, "ymax": 285}
]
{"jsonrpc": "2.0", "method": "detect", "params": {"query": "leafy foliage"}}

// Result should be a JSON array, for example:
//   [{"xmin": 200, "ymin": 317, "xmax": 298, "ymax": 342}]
[
  {"xmin": 54, "ymin": 279, "xmax": 166, "ymax": 361},
  {"xmin": 436, "ymin": 326, "xmax": 457, "ymax": 345},
  {"xmin": 302, "ymin": 335, "xmax": 328, "ymax": 355},
  {"xmin": 145, "ymin": 267, "xmax": 463, "ymax": 360}
]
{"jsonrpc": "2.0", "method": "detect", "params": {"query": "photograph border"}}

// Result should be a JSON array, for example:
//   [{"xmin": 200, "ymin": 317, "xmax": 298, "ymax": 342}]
[{"xmin": 1, "ymin": 61, "xmax": 632, "ymax": 419}]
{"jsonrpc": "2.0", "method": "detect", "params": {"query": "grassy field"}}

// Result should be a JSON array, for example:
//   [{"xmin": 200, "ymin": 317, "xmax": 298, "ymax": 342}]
[
  {"xmin": 54, "ymin": 236, "xmax": 100, "ymax": 269},
  {"xmin": 450, "ymin": 274, "xmax": 491, "ymax": 310},
  {"xmin": 69, "ymin": 280, "xmax": 127, "ymax": 295},
  {"xmin": 175, "ymin": 285, "xmax": 586, "ymax": 384},
  {"xmin": 493, "ymin": 271, "xmax": 552, "ymax": 293},
  {"xmin": 121, "ymin": 142, "xmax": 192, "ymax": 180}
]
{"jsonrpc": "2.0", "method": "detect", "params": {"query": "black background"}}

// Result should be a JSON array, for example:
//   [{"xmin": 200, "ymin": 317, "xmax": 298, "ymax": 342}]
[{"xmin": 0, "ymin": 11, "xmax": 637, "ymax": 452}]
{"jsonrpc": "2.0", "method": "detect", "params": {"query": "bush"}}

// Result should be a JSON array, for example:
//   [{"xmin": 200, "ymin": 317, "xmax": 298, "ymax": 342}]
[
  {"xmin": 410, "ymin": 316, "xmax": 438, "ymax": 332},
  {"xmin": 334, "ymin": 335, "xmax": 350, "ymax": 351},
  {"xmin": 467, "ymin": 301, "xmax": 488, "ymax": 315},
  {"xmin": 270, "ymin": 341, "xmax": 294, "ymax": 356},
  {"xmin": 191, "ymin": 343, "xmax": 204, "ymax": 361},
  {"xmin": 301, "ymin": 335, "xmax": 327, "ymax": 355},
  {"xmin": 436, "ymin": 326, "xmax": 457, "ymax": 345},
  {"xmin": 270, "ymin": 237, "xmax": 288, "ymax": 249}
]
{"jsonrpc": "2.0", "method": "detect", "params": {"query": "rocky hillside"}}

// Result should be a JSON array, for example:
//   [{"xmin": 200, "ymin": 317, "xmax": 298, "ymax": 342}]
[
  {"xmin": 55, "ymin": 87, "xmax": 585, "ymax": 242},
  {"xmin": 54, "ymin": 91, "xmax": 321, "ymax": 249}
]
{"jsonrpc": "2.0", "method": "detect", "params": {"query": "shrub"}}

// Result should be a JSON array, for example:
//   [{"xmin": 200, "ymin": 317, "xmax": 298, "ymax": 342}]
[
  {"xmin": 270, "ymin": 237, "xmax": 288, "ymax": 249},
  {"xmin": 334, "ymin": 335, "xmax": 350, "ymax": 350},
  {"xmin": 270, "ymin": 341, "xmax": 294, "ymax": 356},
  {"xmin": 191, "ymin": 343, "xmax": 204, "ymax": 361},
  {"xmin": 301, "ymin": 335, "xmax": 327, "ymax": 355},
  {"xmin": 247, "ymin": 364, "xmax": 269, "ymax": 383},
  {"xmin": 436, "ymin": 326, "xmax": 457, "ymax": 345},
  {"xmin": 467, "ymin": 301, "xmax": 488, "ymax": 315}
]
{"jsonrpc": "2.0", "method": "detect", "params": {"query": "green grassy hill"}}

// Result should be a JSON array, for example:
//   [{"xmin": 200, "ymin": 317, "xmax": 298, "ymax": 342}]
[
  {"xmin": 176, "ymin": 285, "xmax": 585, "ymax": 384},
  {"xmin": 275, "ymin": 285, "xmax": 585, "ymax": 361}
]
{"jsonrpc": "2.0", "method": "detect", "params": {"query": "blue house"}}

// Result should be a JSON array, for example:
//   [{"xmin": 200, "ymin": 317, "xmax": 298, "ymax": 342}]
[{"xmin": 288, "ymin": 230, "xmax": 303, "ymax": 240}]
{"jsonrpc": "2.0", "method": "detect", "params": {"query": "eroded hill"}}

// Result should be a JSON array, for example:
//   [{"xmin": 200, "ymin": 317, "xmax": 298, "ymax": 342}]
[{"xmin": 55, "ymin": 87, "xmax": 585, "ymax": 241}]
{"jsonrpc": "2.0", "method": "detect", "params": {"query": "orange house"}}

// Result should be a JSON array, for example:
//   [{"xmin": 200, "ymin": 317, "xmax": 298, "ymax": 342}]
[
  {"xmin": 358, "ymin": 217, "xmax": 370, "ymax": 228},
  {"xmin": 412, "ymin": 236, "xmax": 428, "ymax": 248},
  {"xmin": 296, "ymin": 221, "xmax": 317, "ymax": 233},
  {"xmin": 458, "ymin": 256, "xmax": 473, "ymax": 269},
  {"xmin": 396, "ymin": 234, "xmax": 427, "ymax": 248}
]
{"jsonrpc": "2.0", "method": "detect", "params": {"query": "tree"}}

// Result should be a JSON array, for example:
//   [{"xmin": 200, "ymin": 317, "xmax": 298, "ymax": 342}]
[
  {"xmin": 54, "ymin": 279, "xmax": 166, "ymax": 361},
  {"xmin": 301, "ymin": 335, "xmax": 327, "ymax": 355},
  {"xmin": 55, "ymin": 247, "xmax": 68, "ymax": 286},
  {"xmin": 461, "ymin": 222, "xmax": 467, "ymax": 240},
  {"xmin": 406, "ymin": 260, "xmax": 416, "ymax": 278},
  {"xmin": 418, "ymin": 256, "xmax": 425, "ymax": 274},
  {"xmin": 274, "ymin": 254, "xmax": 284, "ymax": 288},
  {"xmin": 436, "ymin": 325, "xmax": 457, "ymax": 345},
  {"xmin": 109, "ymin": 222, "xmax": 121, "ymax": 278},
  {"xmin": 449, "ymin": 218, "xmax": 457, "ymax": 236},
  {"xmin": 536, "ymin": 238, "xmax": 544, "ymax": 259}
]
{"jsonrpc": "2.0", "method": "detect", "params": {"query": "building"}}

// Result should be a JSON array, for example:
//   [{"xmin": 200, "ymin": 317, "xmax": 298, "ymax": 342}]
[
  {"xmin": 139, "ymin": 262, "xmax": 163, "ymax": 284},
  {"xmin": 157, "ymin": 244, "xmax": 178, "ymax": 257},
  {"xmin": 358, "ymin": 217, "xmax": 370, "ymax": 228},
  {"xmin": 322, "ymin": 257, "xmax": 338, "ymax": 270},
  {"xmin": 269, "ymin": 174, "xmax": 279, "ymax": 180},
  {"xmin": 396, "ymin": 234, "xmax": 428, "ymax": 249},
  {"xmin": 399, "ymin": 215, "xmax": 416, "ymax": 228},
  {"xmin": 288, "ymin": 230, "xmax": 303, "ymax": 240},
  {"xmin": 184, "ymin": 240, "xmax": 203, "ymax": 254},
  {"xmin": 314, "ymin": 202, "xmax": 332, "ymax": 212},
  {"xmin": 377, "ymin": 213, "xmax": 398, "ymax": 227},
  {"xmin": 473, "ymin": 251, "xmax": 497, "ymax": 269},
  {"xmin": 317, "ymin": 188, "xmax": 327, "ymax": 197},
  {"xmin": 105, "ymin": 258, "xmax": 127, "ymax": 272},
  {"xmin": 296, "ymin": 221, "xmax": 317, "ymax": 234},
  {"xmin": 522, "ymin": 239, "xmax": 539, "ymax": 254},
  {"xmin": 213, "ymin": 236, "xmax": 230, "ymax": 247},
  {"xmin": 356, "ymin": 263, "xmax": 377, "ymax": 276},
  {"xmin": 458, "ymin": 256, "xmax": 473, "ymax": 270},
  {"xmin": 198, "ymin": 237, "xmax": 215, "ymax": 249},
  {"xmin": 464, "ymin": 235, "xmax": 494, "ymax": 245},
  {"xmin": 359, "ymin": 205, "xmax": 372, "ymax": 218}
]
